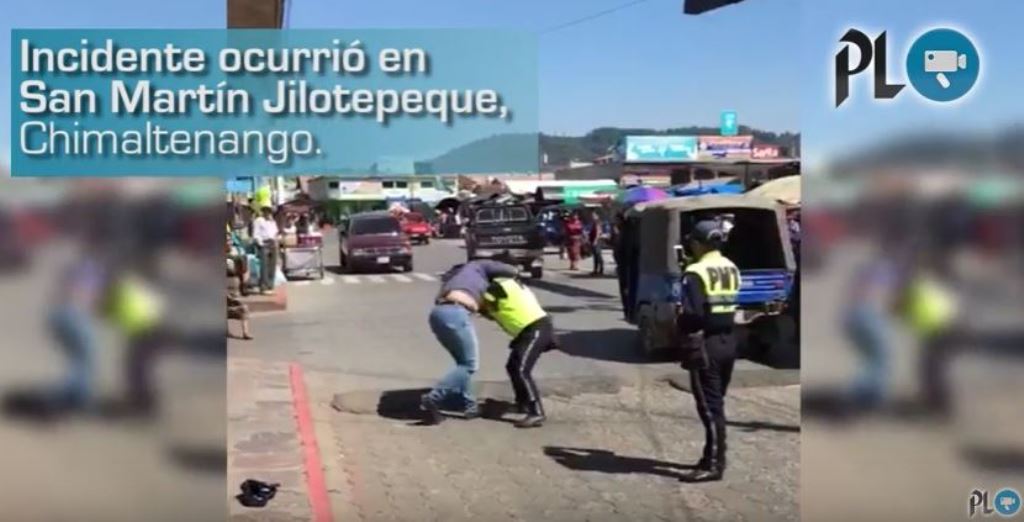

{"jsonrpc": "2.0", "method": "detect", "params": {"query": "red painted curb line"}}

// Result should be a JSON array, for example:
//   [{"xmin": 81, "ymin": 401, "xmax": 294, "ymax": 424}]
[{"xmin": 289, "ymin": 362, "xmax": 333, "ymax": 522}]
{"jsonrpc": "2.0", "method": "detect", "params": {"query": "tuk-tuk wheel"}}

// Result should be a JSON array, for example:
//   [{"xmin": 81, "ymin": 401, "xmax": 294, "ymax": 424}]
[
  {"xmin": 530, "ymin": 266, "xmax": 543, "ymax": 279},
  {"xmin": 636, "ymin": 310, "xmax": 657, "ymax": 357}
]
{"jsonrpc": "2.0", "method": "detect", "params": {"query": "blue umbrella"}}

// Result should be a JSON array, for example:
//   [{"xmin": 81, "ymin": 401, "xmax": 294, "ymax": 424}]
[{"xmin": 621, "ymin": 186, "xmax": 668, "ymax": 205}]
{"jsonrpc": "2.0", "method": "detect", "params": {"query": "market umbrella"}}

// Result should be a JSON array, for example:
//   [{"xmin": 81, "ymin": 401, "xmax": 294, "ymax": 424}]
[
  {"xmin": 748, "ymin": 175, "xmax": 801, "ymax": 207},
  {"xmin": 621, "ymin": 186, "xmax": 668, "ymax": 205}
]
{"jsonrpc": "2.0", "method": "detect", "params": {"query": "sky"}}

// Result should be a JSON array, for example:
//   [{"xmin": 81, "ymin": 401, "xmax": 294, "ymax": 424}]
[
  {"xmin": 286, "ymin": 0, "xmax": 802, "ymax": 136},
  {"xmin": 801, "ymin": 0, "xmax": 1024, "ymax": 168}
]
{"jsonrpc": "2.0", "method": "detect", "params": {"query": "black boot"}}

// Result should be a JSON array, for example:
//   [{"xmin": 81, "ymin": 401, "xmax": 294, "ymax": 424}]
[{"xmin": 514, "ymin": 401, "xmax": 545, "ymax": 428}]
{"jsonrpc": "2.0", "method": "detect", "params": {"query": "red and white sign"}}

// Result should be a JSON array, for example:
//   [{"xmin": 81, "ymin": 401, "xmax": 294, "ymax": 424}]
[{"xmin": 752, "ymin": 145, "xmax": 781, "ymax": 159}]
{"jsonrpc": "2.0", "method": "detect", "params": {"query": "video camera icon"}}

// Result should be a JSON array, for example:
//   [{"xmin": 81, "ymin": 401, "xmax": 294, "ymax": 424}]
[{"xmin": 924, "ymin": 50, "xmax": 968, "ymax": 89}]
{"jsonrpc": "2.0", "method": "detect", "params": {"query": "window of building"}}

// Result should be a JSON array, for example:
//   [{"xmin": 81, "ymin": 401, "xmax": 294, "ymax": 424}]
[
  {"xmin": 328, "ymin": 181, "xmax": 339, "ymax": 189},
  {"xmin": 382, "ymin": 181, "xmax": 395, "ymax": 189},
  {"xmin": 395, "ymin": 181, "xmax": 409, "ymax": 189},
  {"xmin": 420, "ymin": 181, "xmax": 434, "ymax": 189}
]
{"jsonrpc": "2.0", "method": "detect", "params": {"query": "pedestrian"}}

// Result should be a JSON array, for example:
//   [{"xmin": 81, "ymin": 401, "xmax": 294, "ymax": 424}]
[
  {"xmin": 564, "ymin": 211, "xmax": 584, "ymax": 271},
  {"xmin": 227, "ymin": 282, "xmax": 254, "ymax": 341},
  {"xmin": 480, "ymin": 277, "xmax": 557, "ymax": 428},
  {"xmin": 842, "ymin": 253, "xmax": 899, "ymax": 410},
  {"xmin": 252, "ymin": 206, "xmax": 279, "ymax": 295},
  {"xmin": 45, "ymin": 246, "xmax": 105, "ymax": 411},
  {"xmin": 588, "ymin": 211, "xmax": 605, "ymax": 276},
  {"xmin": 675, "ymin": 219, "xmax": 742, "ymax": 482},
  {"xmin": 421, "ymin": 260, "xmax": 520, "ymax": 424}
]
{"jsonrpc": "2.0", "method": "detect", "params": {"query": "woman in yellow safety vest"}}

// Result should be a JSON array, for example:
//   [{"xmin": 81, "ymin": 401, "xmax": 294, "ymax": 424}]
[
  {"xmin": 104, "ymin": 274, "xmax": 167, "ymax": 415},
  {"xmin": 900, "ymin": 271, "xmax": 960, "ymax": 416},
  {"xmin": 481, "ymin": 277, "xmax": 557, "ymax": 428}
]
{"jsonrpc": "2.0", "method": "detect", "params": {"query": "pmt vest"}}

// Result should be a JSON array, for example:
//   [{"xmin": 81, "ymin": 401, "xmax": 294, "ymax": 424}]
[
  {"xmin": 107, "ymin": 276, "xmax": 164, "ymax": 337},
  {"xmin": 685, "ymin": 250, "xmax": 741, "ymax": 314},
  {"xmin": 904, "ymin": 275, "xmax": 957, "ymax": 337},
  {"xmin": 483, "ymin": 278, "xmax": 547, "ymax": 338}
]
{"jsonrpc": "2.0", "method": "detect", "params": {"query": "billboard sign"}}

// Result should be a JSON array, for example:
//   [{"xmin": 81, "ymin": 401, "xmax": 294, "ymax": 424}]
[
  {"xmin": 752, "ymin": 144, "xmax": 781, "ymax": 159},
  {"xmin": 698, "ymin": 135, "xmax": 753, "ymax": 159},
  {"xmin": 720, "ymin": 110, "xmax": 738, "ymax": 136},
  {"xmin": 621, "ymin": 136, "xmax": 699, "ymax": 163}
]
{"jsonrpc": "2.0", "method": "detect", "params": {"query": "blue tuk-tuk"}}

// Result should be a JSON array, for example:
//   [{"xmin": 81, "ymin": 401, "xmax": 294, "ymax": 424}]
[{"xmin": 619, "ymin": 194, "xmax": 797, "ymax": 366}]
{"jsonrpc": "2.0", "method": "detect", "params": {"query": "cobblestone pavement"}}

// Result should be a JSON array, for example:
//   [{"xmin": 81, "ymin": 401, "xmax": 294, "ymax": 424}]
[
  {"xmin": 318, "ymin": 380, "xmax": 799, "ymax": 522},
  {"xmin": 228, "ymin": 358, "xmax": 311, "ymax": 522}
]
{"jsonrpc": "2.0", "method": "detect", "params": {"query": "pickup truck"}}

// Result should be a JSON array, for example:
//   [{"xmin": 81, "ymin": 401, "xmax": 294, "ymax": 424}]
[{"xmin": 464, "ymin": 202, "xmax": 545, "ymax": 278}]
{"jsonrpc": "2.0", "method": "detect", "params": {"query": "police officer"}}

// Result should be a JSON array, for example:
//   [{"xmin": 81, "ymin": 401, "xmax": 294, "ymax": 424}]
[
  {"xmin": 481, "ymin": 277, "xmax": 556, "ymax": 428},
  {"xmin": 676, "ymin": 219, "xmax": 741, "ymax": 482}
]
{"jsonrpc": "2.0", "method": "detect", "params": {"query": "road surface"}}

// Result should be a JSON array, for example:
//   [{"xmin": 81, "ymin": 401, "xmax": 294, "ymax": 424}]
[{"xmin": 228, "ymin": 234, "xmax": 800, "ymax": 521}]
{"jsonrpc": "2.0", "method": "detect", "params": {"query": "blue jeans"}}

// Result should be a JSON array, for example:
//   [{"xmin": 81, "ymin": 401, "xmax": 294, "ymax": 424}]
[
  {"xmin": 844, "ymin": 305, "xmax": 892, "ymax": 408},
  {"xmin": 49, "ymin": 305, "xmax": 96, "ymax": 408},
  {"xmin": 427, "ymin": 304, "xmax": 479, "ymax": 412}
]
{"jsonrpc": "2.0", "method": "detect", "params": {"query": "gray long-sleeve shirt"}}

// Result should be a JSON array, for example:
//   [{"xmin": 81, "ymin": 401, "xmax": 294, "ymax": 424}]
[{"xmin": 438, "ymin": 260, "xmax": 519, "ymax": 303}]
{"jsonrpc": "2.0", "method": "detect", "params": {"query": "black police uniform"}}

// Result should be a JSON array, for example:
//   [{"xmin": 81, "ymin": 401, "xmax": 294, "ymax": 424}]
[{"xmin": 676, "ymin": 253, "xmax": 739, "ymax": 480}]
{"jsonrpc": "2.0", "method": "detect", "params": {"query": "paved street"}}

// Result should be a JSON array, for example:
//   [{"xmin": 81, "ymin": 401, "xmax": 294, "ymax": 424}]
[{"xmin": 228, "ymin": 234, "xmax": 800, "ymax": 521}]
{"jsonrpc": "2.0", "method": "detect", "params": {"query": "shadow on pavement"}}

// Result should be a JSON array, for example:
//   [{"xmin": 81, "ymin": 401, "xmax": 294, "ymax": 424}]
[
  {"xmin": 802, "ymin": 386, "xmax": 951, "ymax": 425},
  {"xmin": 525, "ymin": 278, "xmax": 615, "ymax": 300},
  {"xmin": 376, "ymin": 388, "xmax": 433, "ymax": 421},
  {"xmin": 545, "ymin": 303, "xmax": 623, "ymax": 315},
  {"xmin": 166, "ymin": 445, "xmax": 227, "ymax": 474},
  {"xmin": 556, "ymin": 328, "xmax": 675, "ymax": 364},
  {"xmin": 960, "ymin": 446, "xmax": 1024, "ymax": 473},
  {"xmin": 375, "ymin": 389, "xmax": 514, "ymax": 425},
  {"xmin": 544, "ymin": 446, "xmax": 695, "ymax": 480},
  {"xmin": 728, "ymin": 420, "xmax": 800, "ymax": 433}
]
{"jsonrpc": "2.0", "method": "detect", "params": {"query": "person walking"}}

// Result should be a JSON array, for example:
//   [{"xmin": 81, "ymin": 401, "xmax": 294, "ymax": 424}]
[
  {"xmin": 564, "ymin": 211, "xmax": 584, "ymax": 271},
  {"xmin": 588, "ymin": 211, "xmax": 605, "ymax": 276},
  {"xmin": 675, "ymin": 220, "xmax": 741, "ymax": 482},
  {"xmin": 251, "ymin": 206, "xmax": 279, "ymax": 295},
  {"xmin": 421, "ymin": 260, "xmax": 520, "ymax": 424},
  {"xmin": 480, "ymin": 277, "xmax": 557, "ymax": 428}
]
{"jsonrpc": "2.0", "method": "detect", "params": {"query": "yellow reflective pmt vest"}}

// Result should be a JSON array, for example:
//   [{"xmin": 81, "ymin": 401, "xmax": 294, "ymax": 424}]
[
  {"xmin": 483, "ymin": 278, "xmax": 547, "ymax": 338},
  {"xmin": 684, "ymin": 250, "xmax": 741, "ymax": 314},
  {"xmin": 903, "ymin": 275, "xmax": 958, "ymax": 337},
  {"xmin": 107, "ymin": 276, "xmax": 164, "ymax": 337}
]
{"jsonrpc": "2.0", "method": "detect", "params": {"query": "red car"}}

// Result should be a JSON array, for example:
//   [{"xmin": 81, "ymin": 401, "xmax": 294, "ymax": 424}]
[{"xmin": 400, "ymin": 212, "xmax": 432, "ymax": 245}]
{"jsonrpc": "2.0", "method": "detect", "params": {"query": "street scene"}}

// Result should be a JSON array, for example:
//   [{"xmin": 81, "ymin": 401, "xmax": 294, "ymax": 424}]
[
  {"xmin": 222, "ymin": 0, "xmax": 803, "ymax": 520},
  {"xmin": 227, "ymin": 178, "xmax": 801, "ymax": 521}
]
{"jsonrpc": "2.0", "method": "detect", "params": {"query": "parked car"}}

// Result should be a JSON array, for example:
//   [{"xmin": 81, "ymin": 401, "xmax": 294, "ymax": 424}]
[
  {"xmin": 338, "ymin": 212, "xmax": 413, "ymax": 273},
  {"xmin": 0, "ymin": 210, "xmax": 31, "ymax": 272},
  {"xmin": 464, "ymin": 199, "xmax": 545, "ymax": 278},
  {"xmin": 400, "ymin": 212, "xmax": 432, "ymax": 245}
]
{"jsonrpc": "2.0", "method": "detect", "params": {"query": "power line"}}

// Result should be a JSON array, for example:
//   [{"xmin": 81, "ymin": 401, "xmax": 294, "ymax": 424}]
[{"xmin": 540, "ymin": 0, "xmax": 653, "ymax": 35}]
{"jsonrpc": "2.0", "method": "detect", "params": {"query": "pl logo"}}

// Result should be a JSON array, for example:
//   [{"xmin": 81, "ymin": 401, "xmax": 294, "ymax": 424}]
[
  {"xmin": 834, "ymin": 27, "xmax": 980, "ymax": 107},
  {"xmin": 970, "ymin": 488, "xmax": 1022, "ymax": 518}
]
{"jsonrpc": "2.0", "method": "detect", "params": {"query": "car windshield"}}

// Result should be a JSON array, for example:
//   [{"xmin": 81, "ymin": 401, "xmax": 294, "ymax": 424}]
[
  {"xmin": 405, "ymin": 213, "xmax": 425, "ymax": 223},
  {"xmin": 475, "ymin": 206, "xmax": 529, "ymax": 224},
  {"xmin": 352, "ymin": 217, "xmax": 400, "ymax": 235}
]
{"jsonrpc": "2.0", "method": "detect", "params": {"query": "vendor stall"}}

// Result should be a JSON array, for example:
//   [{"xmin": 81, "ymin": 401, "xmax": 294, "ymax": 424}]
[{"xmin": 281, "ymin": 228, "xmax": 325, "ymax": 280}]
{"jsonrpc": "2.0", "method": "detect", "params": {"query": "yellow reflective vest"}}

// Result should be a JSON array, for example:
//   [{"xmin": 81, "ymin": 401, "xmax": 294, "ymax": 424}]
[
  {"xmin": 903, "ymin": 274, "xmax": 958, "ymax": 337},
  {"xmin": 684, "ymin": 250, "xmax": 741, "ymax": 314},
  {"xmin": 107, "ymin": 276, "xmax": 164, "ymax": 337},
  {"xmin": 483, "ymin": 278, "xmax": 547, "ymax": 338}
]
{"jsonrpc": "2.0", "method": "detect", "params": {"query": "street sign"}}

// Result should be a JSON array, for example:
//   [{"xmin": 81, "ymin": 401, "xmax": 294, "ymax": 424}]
[{"xmin": 720, "ymin": 111, "xmax": 738, "ymax": 136}]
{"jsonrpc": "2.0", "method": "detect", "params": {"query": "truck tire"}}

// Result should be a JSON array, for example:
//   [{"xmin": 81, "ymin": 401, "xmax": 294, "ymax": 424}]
[{"xmin": 635, "ymin": 308, "xmax": 657, "ymax": 358}]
